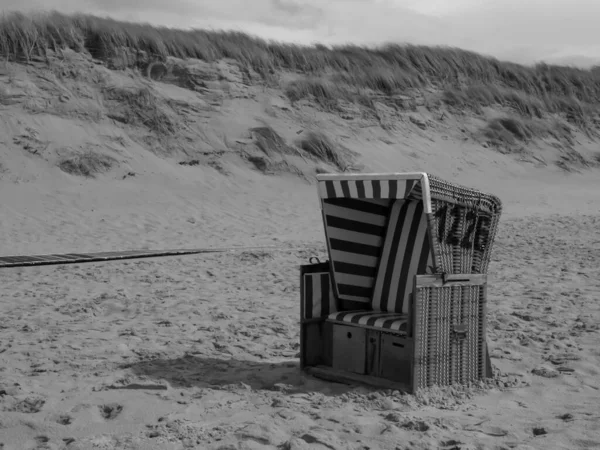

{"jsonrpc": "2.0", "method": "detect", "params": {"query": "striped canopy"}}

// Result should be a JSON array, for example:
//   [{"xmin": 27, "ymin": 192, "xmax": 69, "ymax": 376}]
[
  {"xmin": 316, "ymin": 173, "xmax": 434, "ymax": 312},
  {"xmin": 317, "ymin": 173, "xmax": 433, "ymax": 213}
]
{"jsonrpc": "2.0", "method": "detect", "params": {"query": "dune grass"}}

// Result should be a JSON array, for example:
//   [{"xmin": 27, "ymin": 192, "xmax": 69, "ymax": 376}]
[
  {"xmin": 58, "ymin": 151, "xmax": 117, "ymax": 177},
  {"xmin": 1, "ymin": 11, "xmax": 600, "ymax": 126},
  {"xmin": 482, "ymin": 116, "xmax": 575, "ymax": 148},
  {"xmin": 298, "ymin": 131, "xmax": 351, "ymax": 170},
  {"xmin": 103, "ymin": 86, "xmax": 178, "ymax": 135}
]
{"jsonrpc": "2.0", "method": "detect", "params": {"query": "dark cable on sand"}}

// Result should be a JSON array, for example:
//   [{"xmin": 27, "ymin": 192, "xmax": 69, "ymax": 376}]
[{"xmin": 0, "ymin": 245, "xmax": 312, "ymax": 268}]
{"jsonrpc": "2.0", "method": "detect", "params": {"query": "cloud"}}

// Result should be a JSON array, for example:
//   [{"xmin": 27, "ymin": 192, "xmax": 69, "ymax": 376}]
[
  {"xmin": 86, "ymin": 0, "xmax": 325, "ymax": 31},
  {"xmin": 444, "ymin": 0, "xmax": 600, "ymax": 59},
  {"xmin": 271, "ymin": 0, "xmax": 321, "ymax": 16}
]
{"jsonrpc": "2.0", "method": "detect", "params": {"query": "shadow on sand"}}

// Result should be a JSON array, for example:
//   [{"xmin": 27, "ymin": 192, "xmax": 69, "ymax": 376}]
[{"xmin": 122, "ymin": 355, "xmax": 354, "ymax": 395}]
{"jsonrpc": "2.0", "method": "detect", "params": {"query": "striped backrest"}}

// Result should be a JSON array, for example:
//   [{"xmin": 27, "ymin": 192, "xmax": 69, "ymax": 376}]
[
  {"xmin": 371, "ymin": 199, "xmax": 434, "ymax": 313},
  {"xmin": 319, "ymin": 177, "xmax": 420, "ymax": 200},
  {"xmin": 302, "ymin": 271, "xmax": 337, "ymax": 320},
  {"xmin": 322, "ymin": 198, "xmax": 392, "ymax": 303}
]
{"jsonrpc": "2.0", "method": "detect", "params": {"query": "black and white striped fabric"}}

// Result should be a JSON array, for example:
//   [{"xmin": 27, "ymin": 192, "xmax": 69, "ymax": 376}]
[
  {"xmin": 302, "ymin": 272, "xmax": 337, "ymax": 320},
  {"xmin": 319, "ymin": 178, "xmax": 419, "ymax": 200},
  {"xmin": 322, "ymin": 198, "xmax": 392, "ymax": 303},
  {"xmin": 317, "ymin": 173, "xmax": 434, "ymax": 310},
  {"xmin": 372, "ymin": 199, "xmax": 433, "ymax": 314},
  {"xmin": 328, "ymin": 311, "xmax": 408, "ymax": 334}
]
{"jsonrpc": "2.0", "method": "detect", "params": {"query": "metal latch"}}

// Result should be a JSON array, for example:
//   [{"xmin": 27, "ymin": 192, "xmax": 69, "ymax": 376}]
[{"xmin": 452, "ymin": 324, "xmax": 468, "ymax": 341}]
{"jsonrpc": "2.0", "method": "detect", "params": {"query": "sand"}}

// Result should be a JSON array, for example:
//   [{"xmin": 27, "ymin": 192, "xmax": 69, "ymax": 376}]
[{"xmin": 0, "ymin": 52, "xmax": 599, "ymax": 449}]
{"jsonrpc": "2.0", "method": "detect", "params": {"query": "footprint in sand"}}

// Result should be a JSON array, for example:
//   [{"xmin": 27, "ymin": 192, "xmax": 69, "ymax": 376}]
[
  {"xmin": 8, "ymin": 397, "xmax": 45, "ymax": 413},
  {"xmin": 400, "ymin": 420, "xmax": 430, "ymax": 432},
  {"xmin": 56, "ymin": 414, "xmax": 73, "ymax": 425},
  {"xmin": 532, "ymin": 367, "xmax": 560, "ymax": 378},
  {"xmin": 33, "ymin": 435, "xmax": 51, "ymax": 450},
  {"xmin": 99, "ymin": 403, "xmax": 123, "ymax": 420},
  {"xmin": 439, "ymin": 440, "xmax": 463, "ymax": 449}
]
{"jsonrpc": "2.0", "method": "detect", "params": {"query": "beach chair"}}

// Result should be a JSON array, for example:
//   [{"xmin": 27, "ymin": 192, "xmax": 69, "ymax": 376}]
[{"xmin": 300, "ymin": 173, "xmax": 502, "ymax": 392}]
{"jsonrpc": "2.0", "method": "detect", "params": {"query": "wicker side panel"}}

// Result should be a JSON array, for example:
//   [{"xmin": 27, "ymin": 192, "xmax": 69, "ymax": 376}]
[
  {"xmin": 426, "ymin": 174, "xmax": 502, "ymax": 274},
  {"xmin": 413, "ymin": 278, "xmax": 487, "ymax": 390},
  {"xmin": 429, "ymin": 199, "xmax": 501, "ymax": 274},
  {"xmin": 426, "ymin": 213, "xmax": 442, "ymax": 273},
  {"xmin": 477, "ymin": 208, "xmax": 501, "ymax": 274},
  {"xmin": 426, "ymin": 174, "xmax": 503, "ymax": 216}
]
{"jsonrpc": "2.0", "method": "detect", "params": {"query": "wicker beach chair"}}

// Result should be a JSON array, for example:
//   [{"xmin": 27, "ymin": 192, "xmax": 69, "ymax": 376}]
[{"xmin": 300, "ymin": 173, "xmax": 502, "ymax": 392}]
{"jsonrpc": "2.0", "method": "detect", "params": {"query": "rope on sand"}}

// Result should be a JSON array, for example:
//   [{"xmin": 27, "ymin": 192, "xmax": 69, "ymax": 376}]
[{"xmin": 0, "ymin": 245, "xmax": 311, "ymax": 268}]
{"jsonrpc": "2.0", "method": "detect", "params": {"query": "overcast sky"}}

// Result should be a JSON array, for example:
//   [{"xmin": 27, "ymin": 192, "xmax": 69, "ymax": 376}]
[{"xmin": 4, "ymin": 0, "xmax": 600, "ymax": 67}]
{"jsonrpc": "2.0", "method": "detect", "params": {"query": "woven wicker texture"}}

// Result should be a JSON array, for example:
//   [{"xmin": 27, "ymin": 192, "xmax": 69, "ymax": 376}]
[
  {"xmin": 426, "ymin": 174, "xmax": 502, "ymax": 274},
  {"xmin": 412, "ymin": 280, "xmax": 487, "ymax": 390}
]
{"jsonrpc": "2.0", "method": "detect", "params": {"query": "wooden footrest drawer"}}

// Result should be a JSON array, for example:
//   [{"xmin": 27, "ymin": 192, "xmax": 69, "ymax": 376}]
[
  {"xmin": 329, "ymin": 323, "xmax": 414, "ymax": 384},
  {"xmin": 331, "ymin": 324, "xmax": 367, "ymax": 374},
  {"xmin": 379, "ymin": 332, "xmax": 413, "ymax": 385}
]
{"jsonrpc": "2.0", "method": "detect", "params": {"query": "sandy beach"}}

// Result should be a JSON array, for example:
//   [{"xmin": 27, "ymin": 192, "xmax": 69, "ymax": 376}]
[
  {"xmin": 0, "ymin": 16, "xmax": 599, "ymax": 449},
  {"xmin": 0, "ymin": 208, "xmax": 598, "ymax": 449}
]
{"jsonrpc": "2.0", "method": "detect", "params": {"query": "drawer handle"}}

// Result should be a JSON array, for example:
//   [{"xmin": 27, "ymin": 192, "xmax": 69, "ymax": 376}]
[
  {"xmin": 392, "ymin": 342, "xmax": 405, "ymax": 348},
  {"xmin": 347, "ymin": 332, "xmax": 352, "ymax": 339}
]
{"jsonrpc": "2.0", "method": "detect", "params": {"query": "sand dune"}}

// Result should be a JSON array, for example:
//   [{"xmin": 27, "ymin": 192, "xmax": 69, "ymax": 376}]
[{"xmin": 0, "ymin": 13, "xmax": 599, "ymax": 450}]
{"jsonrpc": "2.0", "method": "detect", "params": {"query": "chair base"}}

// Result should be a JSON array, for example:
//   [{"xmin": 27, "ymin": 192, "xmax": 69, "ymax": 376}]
[
  {"xmin": 301, "ymin": 320, "xmax": 494, "ymax": 392},
  {"xmin": 305, "ymin": 355, "xmax": 494, "ymax": 394},
  {"xmin": 305, "ymin": 365, "xmax": 413, "ymax": 393}
]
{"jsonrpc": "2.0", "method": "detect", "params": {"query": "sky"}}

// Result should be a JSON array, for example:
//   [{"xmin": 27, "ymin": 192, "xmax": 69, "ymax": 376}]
[{"xmin": 3, "ymin": 0, "xmax": 600, "ymax": 67}]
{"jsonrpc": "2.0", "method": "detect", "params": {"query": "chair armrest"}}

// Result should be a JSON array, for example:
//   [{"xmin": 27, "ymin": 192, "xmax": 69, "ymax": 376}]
[
  {"xmin": 300, "ymin": 263, "xmax": 339, "ymax": 322},
  {"xmin": 416, "ymin": 273, "xmax": 487, "ymax": 288}
]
